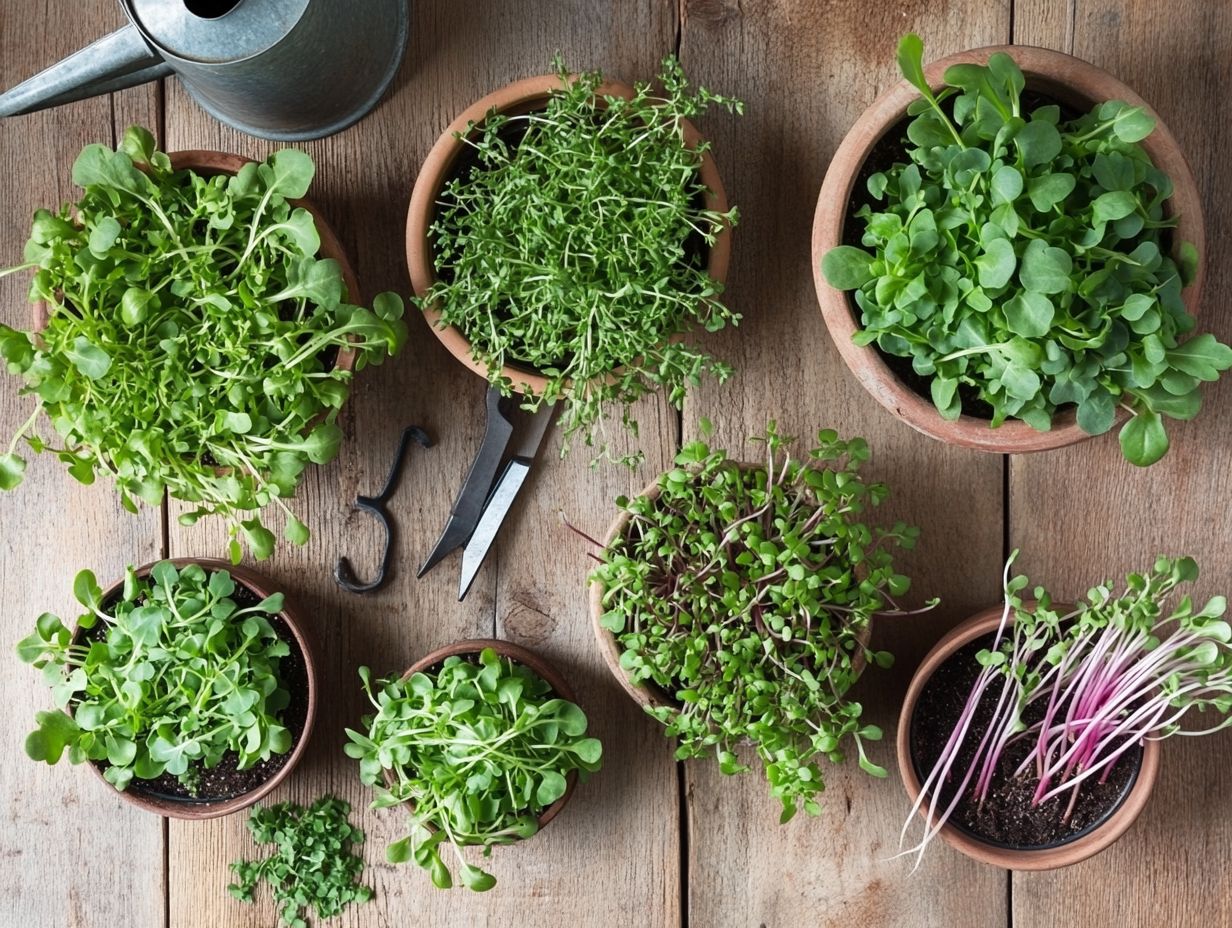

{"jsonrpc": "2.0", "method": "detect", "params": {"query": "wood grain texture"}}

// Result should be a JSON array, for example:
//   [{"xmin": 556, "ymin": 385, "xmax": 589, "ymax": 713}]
[
  {"xmin": 1010, "ymin": 2, "xmax": 1232, "ymax": 925},
  {"xmin": 677, "ymin": 2, "xmax": 1009, "ymax": 926},
  {"xmin": 0, "ymin": 3, "xmax": 164, "ymax": 927},
  {"xmin": 159, "ymin": 2, "xmax": 680, "ymax": 926}
]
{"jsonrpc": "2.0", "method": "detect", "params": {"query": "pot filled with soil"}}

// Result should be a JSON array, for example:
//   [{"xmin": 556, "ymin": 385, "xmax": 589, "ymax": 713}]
[
  {"xmin": 18, "ymin": 558, "xmax": 317, "ymax": 820},
  {"xmin": 587, "ymin": 424, "xmax": 930, "ymax": 822},
  {"xmin": 345, "ymin": 638, "xmax": 602, "ymax": 892},
  {"xmin": 813, "ymin": 36, "xmax": 1228, "ymax": 465}
]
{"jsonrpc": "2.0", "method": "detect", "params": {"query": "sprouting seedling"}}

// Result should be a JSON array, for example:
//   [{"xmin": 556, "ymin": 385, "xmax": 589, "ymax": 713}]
[{"xmin": 897, "ymin": 552, "xmax": 1232, "ymax": 869}]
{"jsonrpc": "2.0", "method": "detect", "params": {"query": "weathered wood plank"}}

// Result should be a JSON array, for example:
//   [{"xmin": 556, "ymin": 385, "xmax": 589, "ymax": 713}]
[
  {"xmin": 160, "ymin": 2, "xmax": 680, "ymax": 926},
  {"xmin": 1011, "ymin": 2, "xmax": 1232, "ymax": 924},
  {"xmin": 678, "ymin": 3, "xmax": 1009, "ymax": 925},
  {"xmin": 0, "ymin": 2, "xmax": 164, "ymax": 927}
]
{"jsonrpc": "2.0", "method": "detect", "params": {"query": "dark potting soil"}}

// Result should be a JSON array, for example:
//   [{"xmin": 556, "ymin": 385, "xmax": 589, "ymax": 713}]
[
  {"xmin": 839, "ymin": 92, "xmax": 1085, "ymax": 422},
  {"xmin": 82, "ymin": 578, "xmax": 309, "ymax": 804},
  {"xmin": 910, "ymin": 632, "xmax": 1141, "ymax": 849}
]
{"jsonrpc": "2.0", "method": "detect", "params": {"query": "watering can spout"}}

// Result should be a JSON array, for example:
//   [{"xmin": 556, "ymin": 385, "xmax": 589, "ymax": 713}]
[{"xmin": 0, "ymin": 24, "xmax": 171, "ymax": 118}]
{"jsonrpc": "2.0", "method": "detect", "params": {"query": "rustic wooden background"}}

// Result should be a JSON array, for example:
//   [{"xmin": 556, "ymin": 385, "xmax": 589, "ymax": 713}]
[{"xmin": 1, "ymin": 1, "xmax": 1229, "ymax": 926}]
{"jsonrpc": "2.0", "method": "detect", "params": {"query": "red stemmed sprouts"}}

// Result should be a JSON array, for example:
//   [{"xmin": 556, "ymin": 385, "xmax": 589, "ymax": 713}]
[{"xmin": 899, "ymin": 553, "xmax": 1231, "ymax": 868}]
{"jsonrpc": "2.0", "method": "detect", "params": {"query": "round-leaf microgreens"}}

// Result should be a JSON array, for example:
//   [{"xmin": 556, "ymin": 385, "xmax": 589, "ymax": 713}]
[
  {"xmin": 900, "ymin": 552, "xmax": 1231, "ymax": 868},
  {"xmin": 17, "ymin": 561, "xmax": 294, "ymax": 793},
  {"xmin": 589, "ymin": 422, "xmax": 933, "ymax": 821},
  {"xmin": 229, "ymin": 795, "xmax": 373, "ymax": 928},
  {"xmin": 822, "ymin": 35, "xmax": 1232, "ymax": 465},
  {"xmin": 0, "ymin": 126, "xmax": 408, "ymax": 559},
  {"xmin": 344, "ymin": 649, "xmax": 602, "ymax": 892},
  {"xmin": 423, "ymin": 56, "xmax": 742, "ymax": 465}
]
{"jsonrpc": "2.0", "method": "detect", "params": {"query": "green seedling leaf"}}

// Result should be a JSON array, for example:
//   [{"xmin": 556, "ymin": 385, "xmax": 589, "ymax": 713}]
[
  {"xmin": 1120, "ymin": 408, "xmax": 1169, "ymax": 466},
  {"xmin": 0, "ymin": 452, "xmax": 27, "ymax": 490},
  {"xmin": 822, "ymin": 246, "xmax": 875, "ymax": 290}
]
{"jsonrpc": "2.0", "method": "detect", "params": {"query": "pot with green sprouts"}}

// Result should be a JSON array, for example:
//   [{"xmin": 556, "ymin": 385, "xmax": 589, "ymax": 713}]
[
  {"xmin": 17, "ymin": 559, "xmax": 316, "ymax": 819},
  {"xmin": 814, "ymin": 35, "xmax": 1230, "ymax": 463},
  {"xmin": 0, "ymin": 127, "xmax": 407, "ymax": 561},
  {"xmin": 897, "ymin": 553, "xmax": 1230, "ymax": 870},
  {"xmin": 407, "ymin": 56, "xmax": 740, "ymax": 466},
  {"xmin": 586, "ymin": 422, "xmax": 933, "ymax": 822},
  {"xmin": 345, "ymin": 640, "xmax": 602, "ymax": 892}
]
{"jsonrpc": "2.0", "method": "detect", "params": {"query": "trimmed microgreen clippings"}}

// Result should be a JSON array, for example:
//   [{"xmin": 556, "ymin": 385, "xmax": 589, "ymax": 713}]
[
  {"xmin": 17, "ymin": 561, "xmax": 293, "ymax": 793},
  {"xmin": 822, "ymin": 35, "xmax": 1232, "ymax": 465},
  {"xmin": 229, "ymin": 795, "xmax": 373, "ymax": 928},
  {"xmin": 0, "ymin": 126, "xmax": 407, "ymax": 559},
  {"xmin": 900, "ymin": 553, "xmax": 1231, "ymax": 868},
  {"xmin": 589, "ymin": 422, "xmax": 933, "ymax": 821},
  {"xmin": 424, "ymin": 55, "xmax": 741, "ymax": 465},
  {"xmin": 345, "ymin": 648, "xmax": 602, "ymax": 891}
]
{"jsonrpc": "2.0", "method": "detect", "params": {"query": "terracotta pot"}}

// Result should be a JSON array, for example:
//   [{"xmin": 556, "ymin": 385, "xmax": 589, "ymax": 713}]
[
  {"xmin": 406, "ymin": 73, "xmax": 732, "ymax": 395},
  {"xmin": 73, "ymin": 558, "xmax": 318, "ymax": 820},
  {"xmin": 34, "ymin": 149, "xmax": 360, "ymax": 378},
  {"xmin": 589, "ymin": 464, "xmax": 873, "ymax": 714},
  {"xmin": 397, "ymin": 638, "xmax": 581, "ymax": 834},
  {"xmin": 812, "ymin": 45, "xmax": 1206, "ymax": 454},
  {"xmin": 896, "ymin": 603, "xmax": 1161, "ymax": 869}
]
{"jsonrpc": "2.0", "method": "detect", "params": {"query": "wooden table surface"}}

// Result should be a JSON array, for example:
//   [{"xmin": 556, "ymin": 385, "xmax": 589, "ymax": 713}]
[{"xmin": 2, "ymin": 2, "xmax": 1230, "ymax": 926}]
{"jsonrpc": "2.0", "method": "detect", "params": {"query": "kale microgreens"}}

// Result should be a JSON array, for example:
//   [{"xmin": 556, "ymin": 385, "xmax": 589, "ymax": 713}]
[
  {"xmin": 344, "ymin": 649, "xmax": 602, "ymax": 891},
  {"xmin": 424, "ymin": 56, "xmax": 741, "ymax": 465},
  {"xmin": 229, "ymin": 795, "xmax": 373, "ymax": 928},
  {"xmin": 17, "ymin": 561, "xmax": 294, "ymax": 793},
  {"xmin": 900, "ymin": 553, "xmax": 1231, "ymax": 868},
  {"xmin": 0, "ymin": 126, "xmax": 407, "ymax": 560},
  {"xmin": 588, "ymin": 422, "xmax": 934, "ymax": 821},
  {"xmin": 822, "ymin": 35, "xmax": 1232, "ymax": 465}
]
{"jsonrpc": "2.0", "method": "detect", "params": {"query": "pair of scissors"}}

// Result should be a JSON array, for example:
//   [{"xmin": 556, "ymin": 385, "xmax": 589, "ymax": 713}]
[{"xmin": 418, "ymin": 385, "xmax": 555, "ymax": 600}]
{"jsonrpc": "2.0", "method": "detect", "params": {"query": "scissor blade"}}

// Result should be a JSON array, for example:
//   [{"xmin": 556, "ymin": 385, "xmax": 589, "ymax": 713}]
[{"xmin": 457, "ymin": 459, "xmax": 532, "ymax": 600}]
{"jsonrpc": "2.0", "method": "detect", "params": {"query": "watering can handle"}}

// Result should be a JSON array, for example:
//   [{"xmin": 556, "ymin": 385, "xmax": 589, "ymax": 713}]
[{"xmin": 0, "ymin": 24, "xmax": 172, "ymax": 118}]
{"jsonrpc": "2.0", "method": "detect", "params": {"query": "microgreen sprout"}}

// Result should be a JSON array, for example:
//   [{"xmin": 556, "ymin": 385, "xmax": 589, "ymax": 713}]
[
  {"xmin": 590, "ymin": 422, "xmax": 934, "ymax": 820},
  {"xmin": 822, "ymin": 35, "xmax": 1231, "ymax": 465},
  {"xmin": 0, "ymin": 126, "xmax": 407, "ymax": 559},
  {"xmin": 900, "ymin": 552, "xmax": 1231, "ymax": 867},
  {"xmin": 423, "ymin": 56, "xmax": 742, "ymax": 465},
  {"xmin": 344, "ymin": 648, "xmax": 602, "ymax": 891},
  {"xmin": 16, "ymin": 561, "xmax": 295, "ymax": 793}
]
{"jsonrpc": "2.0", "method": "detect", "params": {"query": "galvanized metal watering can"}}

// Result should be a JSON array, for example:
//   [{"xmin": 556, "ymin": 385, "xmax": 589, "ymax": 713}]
[{"xmin": 0, "ymin": 0, "xmax": 409, "ymax": 141}]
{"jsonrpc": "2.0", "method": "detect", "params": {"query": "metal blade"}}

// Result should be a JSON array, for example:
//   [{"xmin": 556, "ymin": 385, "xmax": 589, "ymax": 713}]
[
  {"xmin": 417, "ymin": 386, "xmax": 513, "ymax": 577},
  {"xmin": 458, "ymin": 459, "xmax": 532, "ymax": 600}
]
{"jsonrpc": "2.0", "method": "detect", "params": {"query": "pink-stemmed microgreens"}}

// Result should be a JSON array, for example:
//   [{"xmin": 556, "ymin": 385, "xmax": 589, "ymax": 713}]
[{"xmin": 898, "ymin": 553, "xmax": 1231, "ymax": 869}]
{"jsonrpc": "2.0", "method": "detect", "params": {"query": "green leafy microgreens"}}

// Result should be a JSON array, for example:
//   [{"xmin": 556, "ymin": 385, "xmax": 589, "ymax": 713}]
[
  {"xmin": 0, "ymin": 126, "xmax": 407, "ymax": 559},
  {"xmin": 16, "ymin": 561, "xmax": 293, "ymax": 792},
  {"xmin": 822, "ymin": 35, "xmax": 1231, "ymax": 466},
  {"xmin": 344, "ymin": 649, "xmax": 602, "ymax": 892},
  {"xmin": 900, "ymin": 552, "xmax": 1231, "ymax": 869},
  {"xmin": 423, "ymin": 55, "xmax": 742, "ymax": 465},
  {"xmin": 229, "ymin": 795, "xmax": 373, "ymax": 928},
  {"xmin": 588, "ymin": 422, "xmax": 934, "ymax": 821}
]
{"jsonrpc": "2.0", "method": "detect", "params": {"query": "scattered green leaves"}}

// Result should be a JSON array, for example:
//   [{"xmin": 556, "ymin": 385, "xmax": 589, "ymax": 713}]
[
  {"xmin": 423, "ymin": 56, "xmax": 742, "ymax": 465},
  {"xmin": 590, "ymin": 424, "xmax": 934, "ymax": 820},
  {"xmin": 822, "ymin": 36, "xmax": 1231, "ymax": 465},
  {"xmin": 229, "ymin": 795, "xmax": 372, "ymax": 928},
  {"xmin": 0, "ymin": 126, "xmax": 407, "ymax": 558},
  {"xmin": 17, "ymin": 561, "xmax": 295, "ymax": 792},
  {"xmin": 345, "ymin": 648, "xmax": 602, "ymax": 891}
]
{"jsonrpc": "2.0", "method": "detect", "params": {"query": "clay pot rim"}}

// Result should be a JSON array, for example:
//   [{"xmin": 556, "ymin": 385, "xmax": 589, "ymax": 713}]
[
  {"xmin": 811, "ymin": 43, "xmax": 1207, "ymax": 454},
  {"xmin": 73, "ymin": 557, "xmax": 318, "ymax": 821},
  {"xmin": 406, "ymin": 72, "xmax": 733, "ymax": 396},
  {"xmin": 388, "ymin": 638, "xmax": 580, "ymax": 834},
  {"xmin": 33, "ymin": 149, "xmax": 360, "ymax": 377},
  {"xmin": 589, "ymin": 462, "xmax": 874, "ymax": 715},
  {"xmin": 895, "ymin": 602, "xmax": 1161, "ymax": 870}
]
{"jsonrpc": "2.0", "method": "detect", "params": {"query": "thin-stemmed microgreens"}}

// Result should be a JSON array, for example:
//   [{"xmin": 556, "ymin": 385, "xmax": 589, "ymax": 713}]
[
  {"xmin": 823, "ymin": 35, "xmax": 1231, "ymax": 465},
  {"xmin": 900, "ymin": 552, "xmax": 1231, "ymax": 867},
  {"xmin": 588, "ymin": 422, "xmax": 934, "ymax": 821},
  {"xmin": 424, "ymin": 56, "xmax": 741, "ymax": 465},
  {"xmin": 344, "ymin": 648, "xmax": 602, "ymax": 891},
  {"xmin": 17, "ymin": 561, "xmax": 294, "ymax": 793},
  {"xmin": 0, "ymin": 126, "xmax": 407, "ymax": 559}
]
